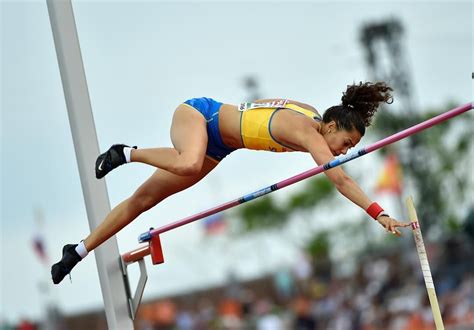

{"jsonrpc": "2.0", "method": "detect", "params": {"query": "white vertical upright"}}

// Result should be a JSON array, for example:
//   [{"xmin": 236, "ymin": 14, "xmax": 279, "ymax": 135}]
[{"xmin": 47, "ymin": 0, "xmax": 133, "ymax": 328}]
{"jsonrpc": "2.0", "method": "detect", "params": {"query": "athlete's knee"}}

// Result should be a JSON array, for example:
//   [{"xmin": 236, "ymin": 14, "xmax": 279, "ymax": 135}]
[{"xmin": 173, "ymin": 157, "xmax": 203, "ymax": 176}]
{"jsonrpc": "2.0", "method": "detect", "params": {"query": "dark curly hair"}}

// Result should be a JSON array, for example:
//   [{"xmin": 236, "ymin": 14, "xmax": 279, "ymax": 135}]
[{"xmin": 322, "ymin": 81, "xmax": 393, "ymax": 135}]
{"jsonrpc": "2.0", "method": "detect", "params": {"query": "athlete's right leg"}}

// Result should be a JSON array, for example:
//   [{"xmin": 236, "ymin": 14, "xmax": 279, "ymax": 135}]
[
  {"xmin": 51, "ymin": 156, "xmax": 218, "ymax": 284},
  {"xmin": 131, "ymin": 103, "xmax": 210, "ymax": 175},
  {"xmin": 95, "ymin": 104, "xmax": 209, "ymax": 179}
]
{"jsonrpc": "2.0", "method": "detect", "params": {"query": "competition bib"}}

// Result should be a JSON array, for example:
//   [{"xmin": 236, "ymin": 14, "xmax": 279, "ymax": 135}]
[{"xmin": 238, "ymin": 99, "xmax": 289, "ymax": 111}]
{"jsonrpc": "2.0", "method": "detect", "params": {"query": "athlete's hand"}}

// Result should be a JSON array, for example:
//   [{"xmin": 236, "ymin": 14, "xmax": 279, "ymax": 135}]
[{"xmin": 376, "ymin": 215, "xmax": 410, "ymax": 236}]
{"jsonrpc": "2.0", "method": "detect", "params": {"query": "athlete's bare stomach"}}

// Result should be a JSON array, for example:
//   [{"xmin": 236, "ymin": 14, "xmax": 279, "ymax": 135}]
[{"xmin": 218, "ymin": 104, "xmax": 244, "ymax": 149}]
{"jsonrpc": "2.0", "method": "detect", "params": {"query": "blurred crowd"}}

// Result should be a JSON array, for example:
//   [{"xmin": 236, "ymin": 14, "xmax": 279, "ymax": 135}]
[
  {"xmin": 134, "ymin": 236, "xmax": 474, "ymax": 330},
  {"xmin": 2, "ymin": 235, "xmax": 473, "ymax": 330}
]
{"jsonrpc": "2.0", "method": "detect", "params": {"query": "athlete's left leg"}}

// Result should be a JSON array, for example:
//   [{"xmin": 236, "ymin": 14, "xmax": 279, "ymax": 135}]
[{"xmin": 51, "ymin": 156, "xmax": 219, "ymax": 284}]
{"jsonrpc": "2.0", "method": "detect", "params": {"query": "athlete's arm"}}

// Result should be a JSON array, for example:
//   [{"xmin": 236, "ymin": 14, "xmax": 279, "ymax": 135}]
[
  {"xmin": 285, "ymin": 120, "xmax": 409, "ymax": 234},
  {"xmin": 301, "ymin": 128, "xmax": 373, "ymax": 210}
]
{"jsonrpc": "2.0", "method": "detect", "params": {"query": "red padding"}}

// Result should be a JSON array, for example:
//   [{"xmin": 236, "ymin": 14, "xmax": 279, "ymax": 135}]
[{"xmin": 150, "ymin": 235, "xmax": 165, "ymax": 265}]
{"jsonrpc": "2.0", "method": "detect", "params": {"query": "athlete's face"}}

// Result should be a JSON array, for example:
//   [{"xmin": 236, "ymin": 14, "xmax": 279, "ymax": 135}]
[{"xmin": 322, "ymin": 121, "xmax": 362, "ymax": 156}]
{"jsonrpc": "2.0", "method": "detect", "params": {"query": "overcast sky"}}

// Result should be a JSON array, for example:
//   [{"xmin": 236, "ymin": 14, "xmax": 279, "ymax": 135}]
[{"xmin": 1, "ymin": 0, "xmax": 472, "ymax": 324}]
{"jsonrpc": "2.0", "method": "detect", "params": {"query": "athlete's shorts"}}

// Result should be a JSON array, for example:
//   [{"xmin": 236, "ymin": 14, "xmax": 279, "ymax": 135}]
[{"xmin": 183, "ymin": 97, "xmax": 236, "ymax": 162}]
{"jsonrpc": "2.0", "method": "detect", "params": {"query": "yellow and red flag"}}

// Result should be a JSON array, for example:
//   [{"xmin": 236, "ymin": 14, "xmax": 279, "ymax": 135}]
[{"xmin": 375, "ymin": 153, "xmax": 403, "ymax": 195}]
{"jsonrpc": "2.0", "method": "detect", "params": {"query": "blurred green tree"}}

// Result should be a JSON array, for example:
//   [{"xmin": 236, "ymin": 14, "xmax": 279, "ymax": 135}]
[
  {"xmin": 235, "ymin": 176, "xmax": 336, "ymax": 233},
  {"xmin": 373, "ymin": 102, "xmax": 473, "ymax": 233}
]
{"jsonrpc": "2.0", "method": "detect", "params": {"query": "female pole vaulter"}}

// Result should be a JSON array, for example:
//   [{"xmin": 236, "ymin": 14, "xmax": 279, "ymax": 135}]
[{"xmin": 52, "ymin": 81, "xmax": 409, "ymax": 284}]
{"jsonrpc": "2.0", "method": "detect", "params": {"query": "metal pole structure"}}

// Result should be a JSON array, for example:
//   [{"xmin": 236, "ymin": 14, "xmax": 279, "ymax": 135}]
[
  {"xmin": 47, "ymin": 1, "xmax": 134, "ymax": 328},
  {"xmin": 133, "ymin": 102, "xmax": 472, "ymax": 245}
]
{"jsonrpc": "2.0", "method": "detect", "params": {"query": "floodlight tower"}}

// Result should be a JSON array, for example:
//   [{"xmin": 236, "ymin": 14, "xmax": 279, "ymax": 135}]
[{"xmin": 360, "ymin": 18, "xmax": 416, "ymax": 113}]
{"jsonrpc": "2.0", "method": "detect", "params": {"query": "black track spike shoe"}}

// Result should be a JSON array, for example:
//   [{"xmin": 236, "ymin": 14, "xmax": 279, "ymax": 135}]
[
  {"xmin": 51, "ymin": 244, "xmax": 82, "ymax": 284},
  {"xmin": 95, "ymin": 144, "xmax": 136, "ymax": 179}
]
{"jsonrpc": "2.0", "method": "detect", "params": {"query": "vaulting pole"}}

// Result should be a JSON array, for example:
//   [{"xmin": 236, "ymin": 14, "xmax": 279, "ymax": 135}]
[{"xmin": 406, "ymin": 197, "xmax": 444, "ymax": 330}]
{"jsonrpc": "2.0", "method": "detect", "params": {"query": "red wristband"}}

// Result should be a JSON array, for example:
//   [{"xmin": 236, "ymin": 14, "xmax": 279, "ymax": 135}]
[{"xmin": 367, "ymin": 202, "xmax": 384, "ymax": 220}]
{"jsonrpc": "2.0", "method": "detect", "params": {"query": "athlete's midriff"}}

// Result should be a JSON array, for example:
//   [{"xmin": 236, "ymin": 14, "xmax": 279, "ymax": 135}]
[{"xmin": 218, "ymin": 104, "xmax": 244, "ymax": 149}]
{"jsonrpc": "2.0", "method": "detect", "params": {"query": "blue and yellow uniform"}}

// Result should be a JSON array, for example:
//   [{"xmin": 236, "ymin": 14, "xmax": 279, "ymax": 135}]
[
  {"xmin": 238, "ymin": 100, "xmax": 322, "ymax": 152},
  {"xmin": 183, "ymin": 97, "xmax": 321, "ymax": 162}
]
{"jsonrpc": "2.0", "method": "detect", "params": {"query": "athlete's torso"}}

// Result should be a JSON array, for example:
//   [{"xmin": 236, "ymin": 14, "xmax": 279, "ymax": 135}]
[{"xmin": 217, "ymin": 100, "xmax": 321, "ymax": 152}]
